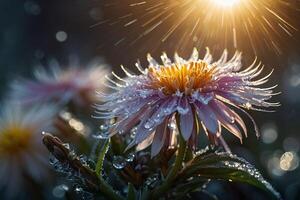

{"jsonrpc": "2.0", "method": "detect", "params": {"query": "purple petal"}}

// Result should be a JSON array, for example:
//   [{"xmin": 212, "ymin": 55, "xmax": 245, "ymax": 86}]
[
  {"xmin": 212, "ymin": 100, "xmax": 247, "ymax": 138},
  {"xmin": 195, "ymin": 103, "xmax": 219, "ymax": 134},
  {"xmin": 179, "ymin": 99, "xmax": 194, "ymax": 140},
  {"xmin": 188, "ymin": 120, "xmax": 198, "ymax": 151},
  {"xmin": 113, "ymin": 105, "xmax": 149, "ymax": 135},
  {"xmin": 151, "ymin": 118, "xmax": 168, "ymax": 157},
  {"xmin": 222, "ymin": 121, "xmax": 242, "ymax": 142},
  {"xmin": 133, "ymin": 105, "xmax": 161, "ymax": 144},
  {"xmin": 227, "ymin": 109, "xmax": 248, "ymax": 137},
  {"xmin": 210, "ymin": 100, "xmax": 234, "ymax": 123},
  {"xmin": 210, "ymin": 100, "xmax": 242, "ymax": 141}
]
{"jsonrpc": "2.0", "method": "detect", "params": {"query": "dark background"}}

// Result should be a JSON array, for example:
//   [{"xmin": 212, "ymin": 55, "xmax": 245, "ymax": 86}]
[{"xmin": 0, "ymin": 0, "xmax": 300, "ymax": 199}]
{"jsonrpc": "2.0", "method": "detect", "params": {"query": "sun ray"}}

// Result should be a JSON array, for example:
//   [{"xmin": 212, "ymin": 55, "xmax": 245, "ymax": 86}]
[{"xmin": 95, "ymin": 0, "xmax": 299, "ymax": 56}]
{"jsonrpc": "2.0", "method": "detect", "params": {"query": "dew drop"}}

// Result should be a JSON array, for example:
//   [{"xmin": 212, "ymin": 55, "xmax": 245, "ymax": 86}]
[
  {"xmin": 74, "ymin": 186, "xmax": 83, "ymax": 193},
  {"xmin": 168, "ymin": 121, "xmax": 177, "ymax": 130},
  {"xmin": 125, "ymin": 153, "xmax": 135, "ymax": 162},
  {"xmin": 130, "ymin": 127, "xmax": 137, "ymax": 138},
  {"xmin": 92, "ymin": 131, "xmax": 110, "ymax": 139},
  {"xmin": 245, "ymin": 102, "xmax": 252, "ymax": 109},
  {"xmin": 113, "ymin": 156, "xmax": 127, "ymax": 169},
  {"xmin": 52, "ymin": 184, "xmax": 69, "ymax": 198},
  {"xmin": 144, "ymin": 120, "xmax": 155, "ymax": 129},
  {"xmin": 49, "ymin": 156, "xmax": 58, "ymax": 165},
  {"xmin": 145, "ymin": 174, "xmax": 159, "ymax": 188},
  {"xmin": 177, "ymin": 106, "xmax": 189, "ymax": 115},
  {"xmin": 100, "ymin": 124, "xmax": 109, "ymax": 132},
  {"xmin": 63, "ymin": 143, "xmax": 70, "ymax": 150}
]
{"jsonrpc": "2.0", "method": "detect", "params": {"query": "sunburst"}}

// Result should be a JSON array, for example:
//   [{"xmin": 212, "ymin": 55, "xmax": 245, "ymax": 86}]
[{"xmin": 95, "ymin": 0, "xmax": 299, "ymax": 55}]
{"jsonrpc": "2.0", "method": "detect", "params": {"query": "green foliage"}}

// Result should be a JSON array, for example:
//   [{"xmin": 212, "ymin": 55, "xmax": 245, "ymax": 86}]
[
  {"xmin": 177, "ymin": 147, "xmax": 282, "ymax": 200},
  {"xmin": 95, "ymin": 139, "xmax": 110, "ymax": 177},
  {"xmin": 127, "ymin": 183, "xmax": 137, "ymax": 200}
]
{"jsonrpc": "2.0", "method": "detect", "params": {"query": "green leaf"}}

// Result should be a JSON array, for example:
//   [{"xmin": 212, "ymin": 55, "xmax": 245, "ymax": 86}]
[
  {"xmin": 179, "ymin": 148, "xmax": 282, "ymax": 200},
  {"xmin": 172, "ymin": 178, "xmax": 211, "ymax": 200},
  {"xmin": 95, "ymin": 139, "xmax": 110, "ymax": 177},
  {"xmin": 127, "ymin": 183, "xmax": 136, "ymax": 200}
]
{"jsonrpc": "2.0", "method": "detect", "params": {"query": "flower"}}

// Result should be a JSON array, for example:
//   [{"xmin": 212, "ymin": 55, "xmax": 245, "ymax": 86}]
[
  {"xmin": 11, "ymin": 60, "xmax": 108, "ymax": 107},
  {"xmin": 97, "ymin": 48, "xmax": 278, "ymax": 157},
  {"xmin": 0, "ymin": 101, "xmax": 57, "ymax": 197}
]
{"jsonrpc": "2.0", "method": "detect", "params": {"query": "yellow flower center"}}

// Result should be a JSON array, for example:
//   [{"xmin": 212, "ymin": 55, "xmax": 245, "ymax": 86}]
[
  {"xmin": 148, "ymin": 61, "xmax": 216, "ymax": 95},
  {"xmin": 0, "ymin": 126, "xmax": 33, "ymax": 156}
]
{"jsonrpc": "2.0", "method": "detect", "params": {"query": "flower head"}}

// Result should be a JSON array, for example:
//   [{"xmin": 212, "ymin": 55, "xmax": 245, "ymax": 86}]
[
  {"xmin": 97, "ymin": 48, "xmax": 278, "ymax": 157},
  {"xmin": 0, "ymin": 101, "xmax": 57, "ymax": 197},
  {"xmin": 11, "ymin": 60, "xmax": 108, "ymax": 107}
]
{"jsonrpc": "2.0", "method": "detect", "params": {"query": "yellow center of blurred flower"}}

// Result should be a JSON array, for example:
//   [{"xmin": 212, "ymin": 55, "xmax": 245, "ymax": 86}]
[
  {"xmin": 0, "ymin": 126, "xmax": 33, "ymax": 156},
  {"xmin": 148, "ymin": 61, "xmax": 216, "ymax": 95}
]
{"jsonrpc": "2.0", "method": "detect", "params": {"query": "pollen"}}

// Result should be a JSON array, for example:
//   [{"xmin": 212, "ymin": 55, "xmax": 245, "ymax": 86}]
[
  {"xmin": 148, "ymin": 61, "xmax": 217, "ymax": 95},
  {"xmin": 0, "ymin": 126, "xmax": 33, "ymax": 156}
]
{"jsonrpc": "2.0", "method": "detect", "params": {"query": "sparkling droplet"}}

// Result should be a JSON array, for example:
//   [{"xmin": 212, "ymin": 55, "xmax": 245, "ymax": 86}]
[
  {"xmin": 63, "ymin": 143, "xmax": 70, "ymax": 150},
  {"xmin": 145, "ymin": 174, "xmax": 160, "ymax": 188},
  {"xmin": 191, "ymin": 91, "xmax": 213, "ymax": 105},
  {"xmin": 130, "ymin": 127, "xmax": 137, "ymax": 137},
  {"xmin": 144, "ymin": 120, "xmax": 155, "ymax": 129},
  {"xmin": 113, "ymin": 156, "xmax": 127, "ymax": 169},
  {"xmin": 175, "ymin": 90, "xmax": 183, "ymax": 97},
  {"xmin": 125, "ymin": 153, "xmax": 135, "ymax": 162},
  {"xmin": 139, "ymin": 90, "xmax": 152, "ymax": 98},
  {"xmin": 177, "ymin": 106, "xmax": 189, "ymax": 115},
  {"xmin": 52, "ymin": 184, "xmax": 69, "ymax": 198},
  {"xmin": 92, "ymin": 131, "xmax": 110, "ymax": 139},
  {"xmin": 49, "ymin": 156, "xmax": 58, "ymax": 165},
  {"xmin": 245, "ymin": 102, "xmax": 252, "ymax": 109},
  {"xmin": 100, "ymin": 124, "xmax": 109, "ymax": 132},
  {"xmin": 74, "ymin": 186, "xmax": 83, "ymax": 193},
  {"xmin": 168, "ymin": 121, "xmax": 177, "ymax": 130}
]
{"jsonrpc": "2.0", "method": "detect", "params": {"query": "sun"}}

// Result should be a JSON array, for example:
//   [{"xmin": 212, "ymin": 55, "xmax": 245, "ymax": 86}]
[{"xmin": 212, "ymin": 0, "xmax": 240, "ymax": 7}]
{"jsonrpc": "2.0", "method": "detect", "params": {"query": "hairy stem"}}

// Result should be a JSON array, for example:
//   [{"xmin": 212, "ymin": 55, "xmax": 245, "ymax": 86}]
[{"xmin": 42, "ymin": 133, "xmax": 124, "ymax": 200}]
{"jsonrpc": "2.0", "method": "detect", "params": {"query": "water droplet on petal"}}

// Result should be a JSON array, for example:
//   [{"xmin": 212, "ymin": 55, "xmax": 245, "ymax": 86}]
[
  {"xmin": 177, "ymin": 106, "xmax": 189, "ymax": 115},
  {"xmin": 145, "ymin": 174, "xmax": 160, "ymax": 188},
  {"xmin": 168, "ymin": 121, "xmax": 177, "ymax": 130},
  {"xmin": 130, "ymin": 127, "xmax": 137, "ymax": 138},
  {"xmin": 144, "ymin": 120, "xmax": 155, "ymax": 129}
]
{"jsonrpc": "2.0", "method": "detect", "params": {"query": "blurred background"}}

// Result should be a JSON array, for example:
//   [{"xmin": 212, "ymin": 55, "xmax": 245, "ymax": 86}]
[{"xmin": 0, "ymin": 0, "xmax": 300, "ymax": 199}]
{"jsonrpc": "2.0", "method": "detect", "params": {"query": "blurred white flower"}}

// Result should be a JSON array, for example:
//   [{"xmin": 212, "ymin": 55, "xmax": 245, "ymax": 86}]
[
  {"xmin": 0, "ymin": 101, "xmax": 57, "ymax": 197},
  {"xmin": 11, "ymin": 59, "xmax": 108, "ymax": 108}
]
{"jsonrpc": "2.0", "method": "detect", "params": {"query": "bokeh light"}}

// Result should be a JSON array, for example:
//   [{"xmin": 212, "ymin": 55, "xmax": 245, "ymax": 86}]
[
  {"xmin": 0, "ymin": 0, "xmax": 300, "ymax": 199},
  {"xmin": 261, "ymin": 122, "xmax": 278, "ymax": 144},
  {"xmin": 280, "ymin": 151, "xmax": 299, "ymax": 171}
]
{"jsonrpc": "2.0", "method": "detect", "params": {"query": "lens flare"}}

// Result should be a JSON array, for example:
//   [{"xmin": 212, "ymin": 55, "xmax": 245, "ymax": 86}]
[
  {"xmin": 212, "ymin": 0, "xmax": 239, "ymax": 7},
  {"xmin": 96, "ymin": 0, "xmax": 299, "ymax": 56}
]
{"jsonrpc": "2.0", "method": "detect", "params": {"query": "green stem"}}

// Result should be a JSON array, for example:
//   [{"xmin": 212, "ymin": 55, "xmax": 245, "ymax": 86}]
[
  {"xmin": 95, "ymin": 139, "xmax": 110, "ymax": 177},
  {"xmin": 152, "ymin": 133, "xmax": 187, "ymax": 199},
  {"xmin": 98, "ymin": 177, "xmax": 124, "ymax": 200},
  {"xmin": 95, "ymin": 139, "xmax": 125, "ymax": 200}
]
